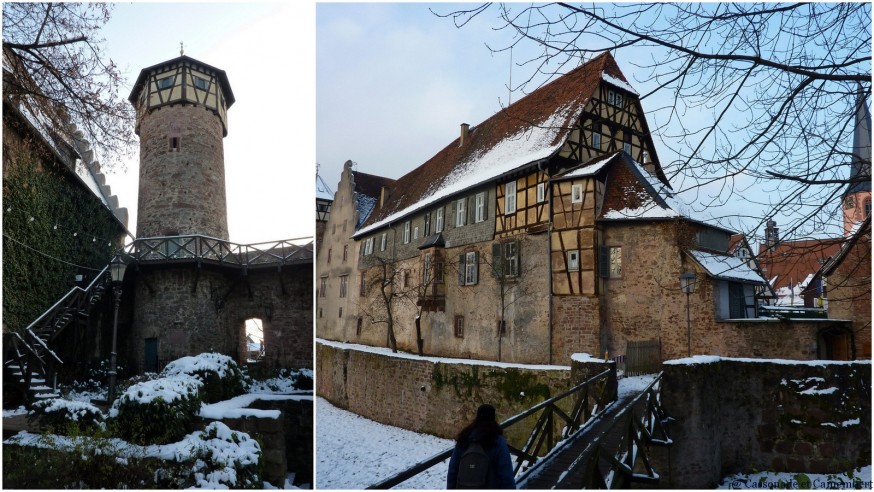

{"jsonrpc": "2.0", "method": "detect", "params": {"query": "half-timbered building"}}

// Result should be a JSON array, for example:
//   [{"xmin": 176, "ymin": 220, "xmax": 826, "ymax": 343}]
[{"xmin": 326, "ymin": 52, "xmax": 857, "ymax": 365}]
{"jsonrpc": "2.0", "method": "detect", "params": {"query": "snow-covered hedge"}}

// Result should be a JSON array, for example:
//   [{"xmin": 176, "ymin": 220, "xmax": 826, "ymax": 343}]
[
  {"xmin": 108, "ymin": 375, "xmax": 203, "ymax": 445},
  {"xmin": 161, "ymin": 353, "xmax": 246, "ymax": 403},
  {"xmin": 188, "ymin": 422, "xmax": 263, "ymax": 488},
  {"xmin": 28, "ymin": 398, "xmax": 104, "ymax": 434}
]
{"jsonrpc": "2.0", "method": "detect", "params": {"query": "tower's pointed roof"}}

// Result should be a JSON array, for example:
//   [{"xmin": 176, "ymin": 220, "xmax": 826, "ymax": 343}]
[
  {"xmin": 316, "ymin": 171, "xmax": 334, "ymax": 202},
  {"xmin": 845, "ymin": 87, "xmax": 871, "ymax": 196}
]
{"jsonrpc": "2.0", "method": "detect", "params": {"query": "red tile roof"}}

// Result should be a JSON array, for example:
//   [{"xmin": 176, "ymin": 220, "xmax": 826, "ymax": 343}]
[{"xmin": 359, "ymin": 52, "xmax": 637, "ymax": 231}]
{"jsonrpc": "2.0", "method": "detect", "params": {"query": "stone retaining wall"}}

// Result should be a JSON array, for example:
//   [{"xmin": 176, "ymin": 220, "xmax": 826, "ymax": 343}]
[
  {"xmin": 651, "ymin": 358, "xmax": 871, "ymax": 488},
  {"xmin": 316, "ymin": 341, "xmax": 576, "ymax": 439}
]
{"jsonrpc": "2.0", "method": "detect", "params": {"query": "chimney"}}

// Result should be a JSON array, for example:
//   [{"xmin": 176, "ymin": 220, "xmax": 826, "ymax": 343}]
[
  {"xmin": 459, "ymin": 123, "xmax": 470, "ymax": 147},
  {"xmin": 380, "ymin": 186, "xmax": 390, "ymax": 207}
]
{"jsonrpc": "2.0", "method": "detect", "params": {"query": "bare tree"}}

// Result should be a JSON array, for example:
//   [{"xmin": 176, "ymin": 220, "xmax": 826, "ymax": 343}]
[
  {"xmin": 3, "ymin": 3, "xmax": 135, "ymax": 169},
  {"xmin": 435, "ymin": 3, "xmax": 871, "ymax": 242},
  {"xmin": 358, "ymin": 255, "xmax": 404, "ymax": 353}
]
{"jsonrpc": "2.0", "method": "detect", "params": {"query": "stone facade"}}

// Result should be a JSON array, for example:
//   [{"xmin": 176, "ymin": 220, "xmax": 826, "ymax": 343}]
[
  {"xmin": 823, "ymin": 221, "xmax": 871, "ymax": 359},
  {"xmin": 652, "ymin": 358, "xmax": 871, "ymax": 488},
  {"xmin": 316, "ymin": 341, "xmax": 573, "ymax": 440},
  {"xmin": 127, "ymin": 263, "xmax": 311, "ymax": 371}
]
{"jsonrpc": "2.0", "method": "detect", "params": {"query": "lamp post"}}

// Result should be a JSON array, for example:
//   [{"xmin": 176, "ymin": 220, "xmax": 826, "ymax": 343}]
[
  {"xmin": 108, "ymin": 255, "xmax": 127, "ymax": 403},
  {"xmin": 679, "ymin": 272, "xmax": 697, "ymax": 357}
]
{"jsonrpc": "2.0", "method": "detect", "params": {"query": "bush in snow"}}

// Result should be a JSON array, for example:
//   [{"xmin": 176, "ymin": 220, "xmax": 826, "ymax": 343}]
[
  {"xmin": 248, "ymin": 367, "xmax": 313, "ymax": 393},
  {"xmin": 28, "ymin": 398, "xmax": 104, "ymax": 434},
  {"xmin": 161, "ymin": 352, "xmax": 246, "ymax": 403},
  {"xmin": 186, "ymin": 422, "xmax": 264, "ymax": 489},
  {"xmin": 108, "ymin": 374, "xmax": 202, "ymax": 445}
]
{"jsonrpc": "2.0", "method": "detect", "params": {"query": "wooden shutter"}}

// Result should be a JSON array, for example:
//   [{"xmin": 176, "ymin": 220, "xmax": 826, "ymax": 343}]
[
  {"xmin": 513, "ymin": 240, "xmax": 521, "ymax": 277},
  {"xmin": 482, "ymin": 190, "xmax": 489, "ymax": 221},
  {"xmin": 471, "ymin": 251, "xmax": 479, "ymax": 285},
  {"xmin": 458, "ymin": 254, "xmax": 466, "ymax": 285},
  {"xmin": 492, "ymin": 243, "xmax": 503, "ymax": 278},
  {"xmin": 598, "ymin": 246, "xmax": 610, "ymax": 278}
]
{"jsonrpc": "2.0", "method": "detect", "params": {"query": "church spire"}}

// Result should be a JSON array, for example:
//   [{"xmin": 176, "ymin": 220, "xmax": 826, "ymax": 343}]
[{"xmin": 842, "ymin": 86, "xmax": 872, "ymax": 236}]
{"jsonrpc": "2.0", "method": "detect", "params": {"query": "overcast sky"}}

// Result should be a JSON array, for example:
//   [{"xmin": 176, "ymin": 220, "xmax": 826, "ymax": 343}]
[{"xmin": 101, "ymin": 2, "xmax": 314, "ymax": 245}]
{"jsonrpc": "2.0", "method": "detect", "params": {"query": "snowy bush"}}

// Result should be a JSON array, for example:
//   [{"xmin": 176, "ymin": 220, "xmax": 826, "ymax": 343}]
[
  {"xmin": 249, "ymin": 367, "xmax": 313, "ymax": 393},
  {"xmin": 187, "ymin": 422, "xmax": 263, "ymax": 489},
  {"xmin": 28, "ymin": 398, "xmax": 104, "ymax": 434},
  {"xmin": 108, "ymin": 375, "xmax": 203, "ymax": 445},
  {"xmin": 162, "ymin": 353, "xmax": 246, "ymax": 403}
]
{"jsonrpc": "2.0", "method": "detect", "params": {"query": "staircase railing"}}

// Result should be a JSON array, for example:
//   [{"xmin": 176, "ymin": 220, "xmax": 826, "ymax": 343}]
[
  {"xmin": 4, "ymin": 265, "xmax": 110, "ymax": 403},
  {"xmin": 367, "ymin": 366, "xmax": 617, "ymax": 489}
]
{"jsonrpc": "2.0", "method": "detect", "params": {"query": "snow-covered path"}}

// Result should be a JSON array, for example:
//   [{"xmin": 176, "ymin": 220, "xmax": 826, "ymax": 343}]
[{"xmin": 316, "ymin": 398, "xmax": 453, "ymax": 489}]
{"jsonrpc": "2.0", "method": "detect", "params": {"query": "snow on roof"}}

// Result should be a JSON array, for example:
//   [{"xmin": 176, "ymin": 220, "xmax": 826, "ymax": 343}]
[
  {"xmin": 316, "ymin": 173, "xmax": 334, "ymax": 201},
  {"xmin": 664, "ymin": 355, "xmax": 871, "ymax": 366},
  {"xmin": 557, "ymin": 153, "xmax": 617, "ymax": 179},
  {"xmin": 602, "ymin": 72, "xmax": 640, "ymax": 96},
  {"xmin": 317, "ymin": 338, "xmax": 570, "ymax": 371},
  {"xmin": 690, "ymin": 249, "xmax": 767, "ymax": 284},
  {"xmin": 600, "ymin": 154, "xmax": 686, "ymax": 220},
  {"xmin": 355, "ymin": 102, "xmax": 574, "ymax": 237}
]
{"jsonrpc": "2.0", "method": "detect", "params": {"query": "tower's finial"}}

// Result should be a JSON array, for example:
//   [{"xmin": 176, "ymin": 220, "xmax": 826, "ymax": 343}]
[{"xmin": 180, "ymin": 42, "xmax": 184, "ymax": 56}]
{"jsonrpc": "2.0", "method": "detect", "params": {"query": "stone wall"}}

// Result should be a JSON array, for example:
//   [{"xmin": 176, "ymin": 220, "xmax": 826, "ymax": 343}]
[
  {"xmin": 651, "ymin": 358, "xmax": 871, "ymax": 488},
  {"xmin": 552, "ymin": 296, "xmax": 602, "ymax": 363},
  {"xmin": 128, "ymin": 262, "xmax": 312, "ymax": 372},
  {"xmin": 137, "ymin": 104, "xmax": 228, "ymax": 239},
  {"xmin": 316, "ymin": 341, "xmax": 573, "ymax": 439}
]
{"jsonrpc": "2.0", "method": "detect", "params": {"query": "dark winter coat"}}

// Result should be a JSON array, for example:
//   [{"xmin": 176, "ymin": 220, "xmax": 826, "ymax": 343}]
[{"xmin": 446, "ymin": 433, "xmax": 515, "ymax": 489}]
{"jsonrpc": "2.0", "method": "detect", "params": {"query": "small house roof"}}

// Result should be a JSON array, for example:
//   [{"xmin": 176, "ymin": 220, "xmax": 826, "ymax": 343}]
[
  {"xmin": 688, "ymin": 250, "xmax": 768, "ymax": 285},
  {"xmin": 128, "ymin": 55, "xmax": 235, "ymax": 108}
]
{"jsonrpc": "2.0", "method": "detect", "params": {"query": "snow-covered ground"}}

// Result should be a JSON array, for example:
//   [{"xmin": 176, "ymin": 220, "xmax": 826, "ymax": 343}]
[{"xmin": 316, "ymin": 397, "xmax": 454, "ymax": 489}]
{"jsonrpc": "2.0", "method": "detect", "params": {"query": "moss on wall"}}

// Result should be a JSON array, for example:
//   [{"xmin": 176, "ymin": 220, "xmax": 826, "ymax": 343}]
[{"xmin": 3, "ymin": 155, "xmax": 125, "ymax": 331}]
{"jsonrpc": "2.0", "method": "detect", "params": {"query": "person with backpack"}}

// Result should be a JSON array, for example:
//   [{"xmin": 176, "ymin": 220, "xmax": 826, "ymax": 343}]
[{"xmin": 447, "ymin": 404, "xmax": 516, "ymax": 489}]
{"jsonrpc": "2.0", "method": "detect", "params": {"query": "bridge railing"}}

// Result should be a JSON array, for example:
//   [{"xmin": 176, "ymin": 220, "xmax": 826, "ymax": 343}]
[
  {"xmin": 574, "ymin": 371, "xmax": 671, "ymax": 489},
  {"xmin": 124, "ymin": 235, "xmax": 314, "ymax": 268},
  {"xmin": 367, "ymin": 366, "xmax": 617, "ymax": 489}
]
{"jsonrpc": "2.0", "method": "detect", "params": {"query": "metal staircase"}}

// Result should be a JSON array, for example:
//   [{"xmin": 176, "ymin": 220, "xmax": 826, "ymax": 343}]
[{"xmin": 4, "ymin": 266, "xmax": 110, "ymax": 405}]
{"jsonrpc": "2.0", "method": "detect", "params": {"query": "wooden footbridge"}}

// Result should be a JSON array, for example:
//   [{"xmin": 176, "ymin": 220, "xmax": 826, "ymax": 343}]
[{"xmin": 367, "ymin": 367, "xmax": 672, "ymax": 490}]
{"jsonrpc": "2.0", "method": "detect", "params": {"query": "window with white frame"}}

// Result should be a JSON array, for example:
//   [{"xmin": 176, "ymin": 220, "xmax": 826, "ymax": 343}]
[
  {"xmin": 363, "ymin": 238, "xmax": 374, "ymax": 255},
  {"xmin": 505, "ymin": 180, "xmax": 517, "ymax": 214},
  {"xmin": 475, "ymin": 192, "xmax": 486, "ymax": 223},
  {"xmin": 537, "ymin": 182, "xmax": 546, "ymax": 203},
  {"xmin": 424, "ymin": 253, "xmax": 432, "ymax": 284},
  {"xmin": 456, "ymin": 198, "xmax": 466, "ymax": 226},
  {"xmin": 403, "ymin": 221, "xmax": 411, "ymax": 244},
  {"xmin": 436, "ymin": 207, "xmax": 444, "ymax": 233},
  {"xmin": 319, "ymin": 276, "xmax": 327, "ymax": 297},
  {"xmin": 380, "ymin": 233, "xmax": 387, "ymax": 251},
  {"xmin": 567, "ymin": 250, "xmax": 580, "ymax": 271},
  {"xmin": 571, "ymin": 184, "xmax": 583, "ymax": 203},
  {"xmin": 458, "ymin": 251, "xmax": 479, "ymax": 285},
  {"xmin": 424, "ymin": 213, "xmax": 431, "ymax": 236},
  {"xmin": 608, "ymin": 89, "xmax": 623, "ymax": 108},
  {"xmin": 414, "ymin": 226, "xmax": 419, "ymax": 240},
  {"xmin": 598, "ymin": 246, "xmax": 622, "ymax": 278},
  {"xmin": 592, "ymin": 131, "xmax": 601, "ymax": 150}
]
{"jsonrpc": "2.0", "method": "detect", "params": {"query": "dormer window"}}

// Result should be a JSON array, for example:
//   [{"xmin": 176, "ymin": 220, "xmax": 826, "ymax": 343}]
[{"xmin": 607, "ymin": 89, "xmax": 623, "ymax": 108}]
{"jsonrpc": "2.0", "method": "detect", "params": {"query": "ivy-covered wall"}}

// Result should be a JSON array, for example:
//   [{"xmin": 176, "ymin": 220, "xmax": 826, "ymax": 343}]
[{"xmin": 2, "ymin": 134, "xmax": 126, "ymax": 332}]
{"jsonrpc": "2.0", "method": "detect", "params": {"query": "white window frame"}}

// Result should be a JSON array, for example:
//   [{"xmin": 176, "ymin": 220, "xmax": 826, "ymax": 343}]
[
  {"xmin": 475, "ymin": 192, "xmax": 486, "ymax": 223},
  {"xmin": 505, "ymin": 180, "xmax": 517, "ymax": 214},
  {"xmin": 592, "ymin": 132, "xmax": 601, "ymax": 150},
  {"xmin": 363, "ymin": 237, "xmax": 374, "ymax": 255},
  {"xmin": 414, "ymin": 226, "xmax": 419, "ymax": 240},
  {"xmin": 403, "ymin": 221, "xmax": 411, "ymax": 244},
  {"xmin": 568, "ymin": 250, "xmax": 580, "ymax": 271},
  {"xmin": 380, "ymin": 233, "xmax": 387, "ymax": 252},
  {"xmin": 435, "ymin": 207, "xmax": 444, "ymax": 233},
  {"xmin": 456, "ymin": 198, "xmax": 466, "ymax": 227},
  {"xmin": 339, "ymin": 275, "xmax": 348, "ymax": 298},
  {"xmin": 536, "ymin": 182, "xmax": 546, "ymax": 203},
  {"xmin": 464, "ymin": 251, "xmax": 478, "ymax": 285},
  {"xmin": 609, "ymin": 246, "xmax": 622, "ymax": 278},
  {"xmin": 571, "ymin": 184, "xmax": 583, "ymax": 203},
  {"xmin": 424, "ymin": 253, "xmax": 432, "ymax": 284}
]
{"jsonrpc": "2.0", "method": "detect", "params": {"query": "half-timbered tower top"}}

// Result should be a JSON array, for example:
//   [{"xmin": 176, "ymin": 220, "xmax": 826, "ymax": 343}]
[
  {"xmin": 128, "ymin": 55, "xmax": 235, "ymax": 137},
  {"xmin": 355, "ymin": 52, "xmax": 665, "ymax": 237}
]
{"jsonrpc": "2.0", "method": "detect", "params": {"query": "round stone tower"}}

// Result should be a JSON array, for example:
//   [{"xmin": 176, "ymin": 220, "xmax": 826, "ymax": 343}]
[{"xmin": 128, "ymin": 55, "xmax": 235, "ymax": 239}]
